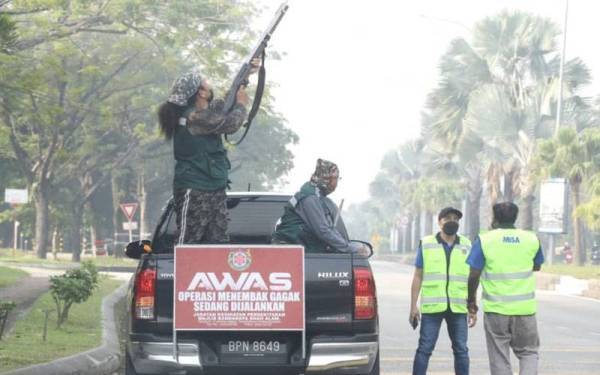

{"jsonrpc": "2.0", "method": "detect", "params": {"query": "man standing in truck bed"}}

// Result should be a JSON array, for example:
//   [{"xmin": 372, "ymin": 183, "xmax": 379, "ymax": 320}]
[{"xmin": 272, "ymin": 158, "xmax": 366, "ymax": 254}]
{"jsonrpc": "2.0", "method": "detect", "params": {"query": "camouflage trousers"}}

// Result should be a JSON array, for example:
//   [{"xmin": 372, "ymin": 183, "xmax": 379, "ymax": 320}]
[{"xmin": 173, "ymin": 188, "xmax": 229, "ymax": 245}]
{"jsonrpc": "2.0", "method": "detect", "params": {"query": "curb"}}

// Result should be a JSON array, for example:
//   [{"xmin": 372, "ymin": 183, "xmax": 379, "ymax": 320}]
[{"xmin": 3, "ymin": 280, "xmax": 129, "ymax": 375}]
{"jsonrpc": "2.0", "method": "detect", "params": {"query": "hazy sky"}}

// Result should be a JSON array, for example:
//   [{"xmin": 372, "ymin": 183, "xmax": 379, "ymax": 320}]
[{"xmin": 254, "ymin": 0, "xmax": 600, "ymax": 205}]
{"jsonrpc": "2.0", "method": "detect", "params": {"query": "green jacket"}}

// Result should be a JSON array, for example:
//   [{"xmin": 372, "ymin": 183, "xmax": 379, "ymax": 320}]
[
  {"xmin": 172, "ymin": 104, "xmax": 231, "ymax": 193},
  {"xmin": 272, "ymin": 182, "xmax": 355, "ymax": 253}
]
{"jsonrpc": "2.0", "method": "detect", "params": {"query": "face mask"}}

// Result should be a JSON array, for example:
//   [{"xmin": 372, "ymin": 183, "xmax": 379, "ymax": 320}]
[{"xmin": 442, "ymin": 221, "xmax": 459, "ymax": 236}]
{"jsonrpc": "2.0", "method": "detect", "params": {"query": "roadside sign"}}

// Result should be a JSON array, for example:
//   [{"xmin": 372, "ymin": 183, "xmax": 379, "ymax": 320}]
[
  {"xmin": 123, "ymin": 221, "xmax": 138, "ymax": 231},
  {"xmin": 539, "ymin": 179, "xmax": 568, "ymax": 234},
  {"xmin": 174, "ymin": 245, "xmax": 305, "ymax": 331},
  {"xmin": 119, "ymin": 203, "xmax": 138, "ymax": 221},
  {"xmin": 4, "ymin": 189, "xmax": 28, "ymax": 204}
]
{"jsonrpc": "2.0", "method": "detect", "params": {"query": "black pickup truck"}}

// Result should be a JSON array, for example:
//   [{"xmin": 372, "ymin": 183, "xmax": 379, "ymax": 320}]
[{"xmin": 124, "ymin": 192, "xmax": 379, "ymax": 375}]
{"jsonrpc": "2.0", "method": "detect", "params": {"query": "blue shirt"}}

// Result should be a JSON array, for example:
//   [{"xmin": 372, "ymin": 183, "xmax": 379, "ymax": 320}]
[
  {"xmin": 415, "ymin": 233, "xmax": 460, "ymax": 268},
  {"xmin": 466, "ymin": 235, "xmax": 545, "ymax": 270}
]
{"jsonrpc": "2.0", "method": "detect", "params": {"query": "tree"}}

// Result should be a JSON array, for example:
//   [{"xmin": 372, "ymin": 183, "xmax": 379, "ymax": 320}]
[
  {"xmin": 0, "ymin": 0, "xmax": 299, "ymax": 259},
  {"xmin": 536, "ymin": 128, "xmax": 600, "ymax": 265},
  {"xmin": 49, "ymin": 261, "xmax": 99, "ymax": 328},
  {"xmin": 424, "ymin": 11, "xmax": 592, "ymax": 231}
]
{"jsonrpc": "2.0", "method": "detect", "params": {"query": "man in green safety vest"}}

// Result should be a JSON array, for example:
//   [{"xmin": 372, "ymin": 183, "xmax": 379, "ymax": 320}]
[
  {"xmin": 467, "ymin": 202, "xmax": 544, "ymax": 375},
  {"xmin": 410, "ymin": 207, "xmax": 476, "ymax": 375}
]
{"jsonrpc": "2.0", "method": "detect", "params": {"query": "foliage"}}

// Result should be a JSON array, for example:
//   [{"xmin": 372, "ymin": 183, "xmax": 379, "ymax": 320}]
[
  {"xmin": 0, "ymin": 278, "xmax": 121, "ymax": 371},
  {"xmin": 0, "ymin": 0, "xmax": 297, "ymax": 258},
  {"xmin": 49, "ymin": 261, "xmax": 99, "ymax": 327}
]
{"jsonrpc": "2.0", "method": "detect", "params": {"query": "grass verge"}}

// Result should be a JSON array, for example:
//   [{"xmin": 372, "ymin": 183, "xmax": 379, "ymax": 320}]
[
  {"xmin": 0, "ymin": 266, "xmax": 28, "ymax": 288},
  {"xmin": 542, "ymin": 264, "xmax": 600, "ymax": 279},
  {"xmin": 0, "ymin": 277, "xmax": 123, "ymax": 372}
]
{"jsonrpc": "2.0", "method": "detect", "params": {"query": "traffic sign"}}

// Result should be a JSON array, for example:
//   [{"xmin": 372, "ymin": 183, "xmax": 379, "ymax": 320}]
[
  {"xmin": 120, "ymin": 203, "xmax": 138, "ymax": 221},
  {"xmin": 123, "ymin": 221, "xmax": 138, "ymax": 231}
]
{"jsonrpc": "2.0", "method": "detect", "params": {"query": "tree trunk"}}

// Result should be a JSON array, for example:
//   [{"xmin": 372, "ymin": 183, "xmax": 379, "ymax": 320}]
[
  {"xmin": 138, "ymin": 171, "xmax": 149, "ymax": 240},
  {"xmin": 521, "ymin": 193, "xmax": 535, "ymax": 230},
  {"xmin": 467, "ymin": 166, "xmax": 483, "ymax": 241},
  {"xmin": 503, "ymin": 169, "xmax": 517, "ymax": 202},
  {"xmin": 34, "ymin": 182, "xmax": 50, "ymax": 259},
  {"xmin": 404, "ymin": 214, "xmax": 413, "ymax": 253},
  {"xmin": 71, "ymin": 204, "xmax": 84, "ymax": 262},
  {"xmin": 111, "ymin": 172, "xmax": 122, "ymax": 258},
  {"xmin": 413, "ymin": 208, "xmax": 421, "ymax": 249},
  {"xmin": 424, "ymin": 210, "xmax": 433, "ymax": 236},
  {"xmin": 571, "ymin": 181, "xmax": 585, "ymax": 266}
]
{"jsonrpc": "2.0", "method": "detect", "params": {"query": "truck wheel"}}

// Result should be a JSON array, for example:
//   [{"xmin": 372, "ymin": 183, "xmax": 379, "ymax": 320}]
[
  {"xmin": 363, "ymin": 351, "xmax": 380, "ymax": 375},
  {"xmin": 125, "ymin": 352, "xmax": 138, "ymax": 375}
]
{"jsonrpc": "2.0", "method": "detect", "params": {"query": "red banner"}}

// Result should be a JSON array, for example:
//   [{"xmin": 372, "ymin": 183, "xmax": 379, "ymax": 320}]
[{"xmin": 174, "ymin": 245, "xmax": 304, "ymax": 331}]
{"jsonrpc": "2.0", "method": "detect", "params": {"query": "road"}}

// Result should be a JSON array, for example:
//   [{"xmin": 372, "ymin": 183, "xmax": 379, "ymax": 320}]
[{"xmin": 373, "ymin": 260, "xmax": 600, "ymax": 375}]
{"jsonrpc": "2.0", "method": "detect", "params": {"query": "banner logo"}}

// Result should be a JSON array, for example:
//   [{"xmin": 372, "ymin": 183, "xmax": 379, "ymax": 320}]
[{"xmin": 228, "ymin": 250, "xmax": 252, "ymax": 271}]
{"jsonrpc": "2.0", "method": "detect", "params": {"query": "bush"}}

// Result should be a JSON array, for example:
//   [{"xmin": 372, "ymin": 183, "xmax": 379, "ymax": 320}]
[{"xmin": 49, "ymin": 261, "xmax": 99, "ymax": 328}]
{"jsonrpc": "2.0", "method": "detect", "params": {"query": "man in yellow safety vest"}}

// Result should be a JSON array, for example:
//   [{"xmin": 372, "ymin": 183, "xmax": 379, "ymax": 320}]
[
  {"xmin": 410, "ymin": 207, "xmax": 476, "ymax": 375},
  {"xmin": 466, "ymin": 202, "xmax": 544, "ymax": 375}
]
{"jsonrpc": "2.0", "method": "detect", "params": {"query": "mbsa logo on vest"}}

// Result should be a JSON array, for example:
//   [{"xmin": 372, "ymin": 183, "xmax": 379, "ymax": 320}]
[{"xmin": 502, "ymin": 236, "xmax": 520, "ymax": 244}]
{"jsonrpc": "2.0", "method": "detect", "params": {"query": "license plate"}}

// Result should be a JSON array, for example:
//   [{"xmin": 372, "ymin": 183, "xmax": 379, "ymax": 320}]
[
  {"xmin": 220, "ymin": 340, "xmax": 287, "ymax": 364},
  {"xmin": 223, "ymin": 340, "xmax": 285, "ymax": 354}
]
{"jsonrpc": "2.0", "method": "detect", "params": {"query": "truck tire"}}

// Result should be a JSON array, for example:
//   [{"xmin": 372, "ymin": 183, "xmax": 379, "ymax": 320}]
[{"xmin": 125, "ymin": 352, "xmax": 138, "ymax": 375}]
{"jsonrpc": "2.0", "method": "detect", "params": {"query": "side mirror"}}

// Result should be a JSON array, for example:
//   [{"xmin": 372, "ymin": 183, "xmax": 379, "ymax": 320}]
[
  {"xmin": 125, "ymin": 240, "xmax": 152, "ymax": 259},
  {"xmin": 350, "ymin": 240, "xmax": 374, "ymax": 258}
]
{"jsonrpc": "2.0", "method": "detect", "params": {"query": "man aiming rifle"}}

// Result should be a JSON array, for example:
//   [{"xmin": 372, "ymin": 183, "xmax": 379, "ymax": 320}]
[{"xmin": 157, "ymin": 2, "xmax": 289, "ymax": 245}]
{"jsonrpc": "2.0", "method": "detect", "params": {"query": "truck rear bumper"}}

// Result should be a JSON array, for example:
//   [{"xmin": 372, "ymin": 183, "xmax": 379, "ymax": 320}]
[
  {"xmin": 128, "ymin": 338, "xmax": 378, "ymax": 375},
  {"xmin": 306, "ymin": 341, "xmax": 379, "ymax": 374}
]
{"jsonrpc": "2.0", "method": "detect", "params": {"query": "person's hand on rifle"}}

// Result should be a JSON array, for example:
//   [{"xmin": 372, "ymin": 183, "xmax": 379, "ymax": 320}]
[
  {"xmin": 236, "ymin": 86, "xmax": 250, "ymax": 106},
  {"xmin": 249, "ymin": 57, "xmax": 262, "ymax": 74}
]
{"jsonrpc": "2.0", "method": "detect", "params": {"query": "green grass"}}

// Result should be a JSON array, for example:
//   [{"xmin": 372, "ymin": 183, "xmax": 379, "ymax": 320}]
[
  {"xmin": 0, "ymin": 266, "xmax": 28, "ymax": 288},
  {"xmin": 0, "ymin": 277, "xmax": 123, "ymax": 372},
  {"xmin": 542, "ymin": 264, "xmax": 600, "ymax": 279},
  {"xmin": 0, "ymin": 248, "xmax": 136, "ymax": 267}
]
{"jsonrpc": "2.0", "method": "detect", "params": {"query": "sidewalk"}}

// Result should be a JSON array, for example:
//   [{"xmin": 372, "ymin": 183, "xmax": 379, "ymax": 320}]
[{"xmin": 0, "ymin": 266, "xmax": 63, "ymax": 338}]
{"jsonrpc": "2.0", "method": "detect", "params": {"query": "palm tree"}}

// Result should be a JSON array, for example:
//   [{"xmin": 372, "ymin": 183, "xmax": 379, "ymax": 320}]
[
  {"xmin": 424, "ymin": 10, "xmax": 592, "ymax": 230},
  {"xmin": 536, "ymin": 128, "xmax": 600, "ymax": 265}
]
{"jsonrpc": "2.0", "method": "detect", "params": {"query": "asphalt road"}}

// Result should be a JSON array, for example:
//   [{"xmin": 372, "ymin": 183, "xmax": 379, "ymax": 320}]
[{"xmin": 373, "ymin": 260, "xmax": 600, "ymax": 375}]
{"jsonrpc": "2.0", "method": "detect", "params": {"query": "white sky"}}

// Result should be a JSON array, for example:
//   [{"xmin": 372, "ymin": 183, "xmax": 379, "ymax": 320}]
[{"xmin": 255, "ymin": 0, "xmax": 600, "ymax": 205}]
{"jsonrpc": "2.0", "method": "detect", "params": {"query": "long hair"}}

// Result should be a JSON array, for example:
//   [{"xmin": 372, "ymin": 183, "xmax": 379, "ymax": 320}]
[{"xmin": 158, "ymin": 93, "xmax": 198, "ymax": 140}]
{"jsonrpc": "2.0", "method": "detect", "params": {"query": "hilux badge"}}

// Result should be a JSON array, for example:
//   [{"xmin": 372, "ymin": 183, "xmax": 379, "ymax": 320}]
[{"xmin": 228, "ymin": 250, "xmax": 252, "ymax": 271}]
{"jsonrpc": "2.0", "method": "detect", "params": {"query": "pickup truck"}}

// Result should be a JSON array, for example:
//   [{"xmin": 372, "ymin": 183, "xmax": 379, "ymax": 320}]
[{"xmin": 124, "ymin": 192, "xmax": 379, "ymax": 375}]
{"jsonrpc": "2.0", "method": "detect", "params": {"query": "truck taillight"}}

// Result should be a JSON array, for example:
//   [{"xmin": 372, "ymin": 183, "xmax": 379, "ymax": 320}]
[
  {"xmin": 354, "ymin": 267, "xmax": 376, "ymax": 320},
  {"xmin": 135, "ymin": 268, "xmax": 156, "ymax": 320}
]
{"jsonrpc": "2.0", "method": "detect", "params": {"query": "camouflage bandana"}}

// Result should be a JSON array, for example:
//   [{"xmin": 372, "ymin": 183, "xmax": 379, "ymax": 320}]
[
  {"xmin": 167, "ymin": 71, "xmax": 203, "ymax": 107},
  {"xmin": 310, "ymin": 158, "xmax": 339, "ymax": 195}
]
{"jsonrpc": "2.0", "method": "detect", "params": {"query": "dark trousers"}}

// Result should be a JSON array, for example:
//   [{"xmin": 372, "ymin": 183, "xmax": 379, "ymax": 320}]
[{"xmin": 413, "ymin": 310, "xmax": 469, "ymax": 375}]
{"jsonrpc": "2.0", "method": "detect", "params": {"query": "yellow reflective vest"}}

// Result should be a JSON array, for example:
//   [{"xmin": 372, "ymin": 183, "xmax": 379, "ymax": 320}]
[
  {"xmin": 479, "ymin": 228, "xmax": 539, "ymax": 315},
  {"xmin": 421, "ymin": 235, "xmax": 471, "ymax": 314}
]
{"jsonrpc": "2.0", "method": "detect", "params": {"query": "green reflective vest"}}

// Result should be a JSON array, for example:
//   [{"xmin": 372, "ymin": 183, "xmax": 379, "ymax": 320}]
[
  {"xmin": 479, "ymin": 228, "xmax": 539, "ymax": 315},
  {"xmin": 421, "ymin": 235, "xmax": 471, "ymax": 314}
]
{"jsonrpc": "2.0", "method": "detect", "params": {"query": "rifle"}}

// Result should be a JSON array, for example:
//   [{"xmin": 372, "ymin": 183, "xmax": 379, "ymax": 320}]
[{"xmin": 223, "ymin": 2, "xmax": 289, "ymax": 145}]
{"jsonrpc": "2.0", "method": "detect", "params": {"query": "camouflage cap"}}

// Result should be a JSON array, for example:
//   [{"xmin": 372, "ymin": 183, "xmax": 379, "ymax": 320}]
[
  {"xmin": 310, "ymin": 158, "xmax": 339, "ymax": 193},
  {"xmin": 167, "ymin": 71, "xmax": 203, "ymax": 107}
]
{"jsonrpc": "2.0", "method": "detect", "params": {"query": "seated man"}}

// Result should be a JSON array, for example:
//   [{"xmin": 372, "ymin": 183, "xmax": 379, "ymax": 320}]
[{"xmin": 272, "ymin": 158, "xmax": 365, "ymax": 254}]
